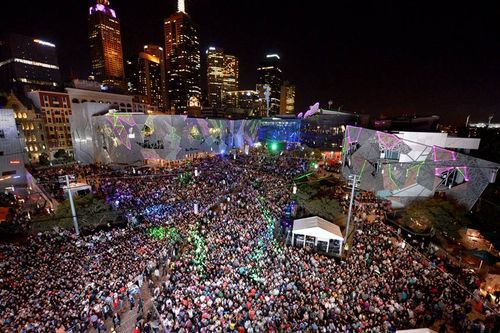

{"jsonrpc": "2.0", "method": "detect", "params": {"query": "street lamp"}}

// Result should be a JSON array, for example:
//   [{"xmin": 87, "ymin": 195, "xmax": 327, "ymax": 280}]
[
  {"xmin": 292, "ymin": 183, "xmax": 297, "ymax": 195},
  {"xmin": 345, "ymin": 174, "xmax": 360, "ymax": 244}
]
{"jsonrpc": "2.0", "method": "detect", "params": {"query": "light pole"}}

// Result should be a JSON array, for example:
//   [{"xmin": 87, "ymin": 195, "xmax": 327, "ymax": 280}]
[
  {"xmin": 59, "ymin": 175, "xmax": 80, "ymax": 236},
  {"xmin": 344, "ymin": 174, "xmax": 360, "ymax": 249}
]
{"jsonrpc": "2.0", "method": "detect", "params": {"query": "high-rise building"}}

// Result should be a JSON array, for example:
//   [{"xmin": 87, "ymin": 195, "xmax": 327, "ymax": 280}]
[
  {"xmin": 0, "ymin": 33, "xmax": 61, "ymax": 93},
  {"xmin": 125, "ymin": 58, "xmax": 139, "ymax": 95},
  {"xmin": 206, "ymin": 47, "xmax": 239, "ymax": 110},
  {"xmin": 164, "ymin": 0, "xmax": 201, "ymax": 114},
  {"xmin": 257, "ymin": 54, "xmax": 282, "ymax": 116},
  {"xmin": 206, "ymin": 47, "xmax": 224, "ymax": 109},
  {"xmin": 143, "ymin": 45, "xmax": 167, "ymax": 111},
  {"xmin": 280, "ymin": 81, "xmax": 295, "ymax": 115},
  {"xmin": 88, "ymin": 0, "xmax": 126, "ymax": 91},
  {"xmin": 136, "ymin": 45, "xmax": 166, "ymax": 111},
  {"xmin": 223, "ymin": 54, "xmax": 238, "ymax": 94}
]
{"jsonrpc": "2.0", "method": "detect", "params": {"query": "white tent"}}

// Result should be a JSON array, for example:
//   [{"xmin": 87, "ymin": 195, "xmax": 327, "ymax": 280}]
[{"xmin": 292, "ymin": 216, "xmax": 344, "ymax": 253}]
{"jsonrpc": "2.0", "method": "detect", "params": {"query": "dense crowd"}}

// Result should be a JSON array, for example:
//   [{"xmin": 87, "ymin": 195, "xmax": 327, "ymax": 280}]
[{"xmin": 0, "ymin": 151, "xmax": 498, "ymax": 332}]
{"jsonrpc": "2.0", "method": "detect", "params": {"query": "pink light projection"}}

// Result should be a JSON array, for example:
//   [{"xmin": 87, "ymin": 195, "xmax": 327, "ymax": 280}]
[
  {"xmin": 105, "ymin": 115, "xmax": 137, "ymax": 150},
  {"xmin": 346, "ymin": 125, "xmax": 362, "ymax": 144},
  {"xmin": 432, "ymin": 145, "xmax": 456, "ymax": 162},
  {"xmin": 89, "ymin": 4, "xmax": 117, "ymax": 18},
  {"xmin": 434, "ymin": 166, "xmax": 469, "ymax": 182},
  {"xmin": 434, "ymin": 166, "xmax": 455, "ymax": 176},
  {"xmin": 376, "ymin": 131, "xmax": 401, "ymax": 150}
]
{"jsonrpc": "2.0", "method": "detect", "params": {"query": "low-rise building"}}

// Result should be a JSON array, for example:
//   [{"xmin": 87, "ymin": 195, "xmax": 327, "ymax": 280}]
[
  {"xmin": 5, "ymin": 92, "xmax": 47, "ymax": 163},
  {"xmin": 0, "ymin": 109, "xmax": 27, "ymax": 189},
  {"xmin": 27, "ymin": 91, "xmax": 73, "ymax": 159}
]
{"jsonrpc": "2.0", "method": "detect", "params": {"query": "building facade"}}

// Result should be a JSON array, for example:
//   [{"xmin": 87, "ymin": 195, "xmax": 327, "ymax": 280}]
[
  {"xmin": 341, "ymin": 126, "xmax": 498, "ymax": 209},
  {"xmin": 0, "ymin": 109, "xmax": 27, "ymax": 188},
  {"xmin": 164, "ymin": 1, "xmax": 201, "ymax": 114},
  {"xmin": 0, "ymin": 33, "xmax": 61, "ymax": 93},
  {"xmin": 70, "ymin": 114, "xmax": 260, "ymax": 164},
  {"xmin": 88, "ymin": 0, "xmax": 126, "ymax": 91},
  {"xmin": 5, "ymin": 93, "xmax": 47, "ymax": 163},
  {"xmin": 222, "ymin": 54, "xmax": 238, "ymax": 95},
  {"xmin": 300, "ymin": 110, "xmax": 359, "ymax": 151},
  {"xmin": 27, "ymin": 91, "xmax": 73, "ymax": 158},
  {"xmin": 136, "ymin": 45, "xmax": 166, "ymax": 111},
  {"xmin": 257, "ymin": 54, "xmax": 282, "ymax": 116},
  {"xmin": 66, "ymin": 87, "xmax": 152, "ymax": 113},
  {"xmin": 280, "ymin": 81, "xmax": 295, "ymax": 115},
  {"xmin": 206, "ymin": 47, "xmax": 225, "ymax": 109}
]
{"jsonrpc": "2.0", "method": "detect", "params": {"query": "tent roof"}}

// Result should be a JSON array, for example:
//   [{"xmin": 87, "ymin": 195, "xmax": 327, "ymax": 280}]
[{"xmin": 293, "ymin": 216, "xmax": 344, "ymax": 241}]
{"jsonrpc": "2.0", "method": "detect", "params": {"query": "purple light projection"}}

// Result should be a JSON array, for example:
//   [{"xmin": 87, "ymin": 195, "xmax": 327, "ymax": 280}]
[
  {"xmin": 434, "ymin": 166, "xmax": 455, "ymax": 176},
  {"xmin": 346, "ymin": 125, "xmax": 362, "ymax": 144},
  {"xmin": 376, "ymin": 131, "xmax": 401, "ymax": 150},
  {"xmin": 432, "ymin": 145, "xmax": 456, "ymax": 162},
  {"xmin": 105, "ymin": 114, "xmax": 137, "ymax": 150},
  {"xmin": 434, "ymin": 166, "xmax": 469, "ymax": 182},
  {"xmin": 89, "ymin": 4, "xmax": 117, "ymax": 18}
]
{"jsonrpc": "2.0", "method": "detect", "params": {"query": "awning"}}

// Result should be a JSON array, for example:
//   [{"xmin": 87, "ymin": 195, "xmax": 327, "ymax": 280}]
[{"xmin": 292, "ymin": 216, "xmax": 344, "ymax": 242}]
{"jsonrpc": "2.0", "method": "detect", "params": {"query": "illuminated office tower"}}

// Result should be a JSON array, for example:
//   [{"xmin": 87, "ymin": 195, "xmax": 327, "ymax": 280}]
[
  {"xmin": 223, "ymin": 54, "xmax": 238, "ymax": 94},
  {"xmin": 280, "ymin": 81, "xmax": 295, "ymax": 115},
  {"xmin": 88, "ymin": 0, "xmax": 126, "ymax": 91},
  {"xmin": 134, "ymin": 45, "xmax": 167, "ymax": 111},
  {"xmin": 0, "ymin": 33, "xmax": 61, "ymax": 93},
  {"xmin": 164, "ymin": 0, "xmax": 201, "ymax": 114},
  {"xmin": 257, "ymin": 54, "xmax": 282, "ymax": 116},
  {"xmin": 206, "ymin": 47, "xmax": 224, "ymax": 108}
]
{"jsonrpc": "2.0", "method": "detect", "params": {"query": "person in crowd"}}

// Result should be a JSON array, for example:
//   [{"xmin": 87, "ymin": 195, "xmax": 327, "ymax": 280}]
[{"xmin": 1, "ymin": 152, "xmax": 497, "ymax": 332}]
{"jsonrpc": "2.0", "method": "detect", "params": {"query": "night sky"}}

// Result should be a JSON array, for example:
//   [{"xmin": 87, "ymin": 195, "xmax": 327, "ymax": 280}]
[{"xmin": 2, "ymin": 0, "xmax": 500, "ymax": 124}]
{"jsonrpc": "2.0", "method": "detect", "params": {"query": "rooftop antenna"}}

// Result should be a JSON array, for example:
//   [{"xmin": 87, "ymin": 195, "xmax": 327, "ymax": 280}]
[{"xmin": 178, "ymin": 0, "xmax": 185, "ymax": 13}]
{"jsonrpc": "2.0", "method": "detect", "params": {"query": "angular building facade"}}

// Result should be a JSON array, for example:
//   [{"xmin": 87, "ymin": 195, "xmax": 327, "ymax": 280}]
[
  {"xmin": 70, "ymin": 113, "xmax": 260, "ymax": 164},
  {"xmin": 0, "ymin": 109, "xmax": 27, "ymax": 188},
  {"xmin": 0, "ymin": 33, "xmax": 61, "ymax": 93},
  {"xmin": 341, "ymin": 126, "xmax": 499, "ymax": 209},
  {"xmin": 88, "ymin": 0, "xmax": 126, "ymax": 91},
  {"xmin": 257, "ymin": 54, "xmax": 282, "ymax": 116},
  {"xmin": 164, "ymin": 1, "xmax": 201, "ymax": 114}
]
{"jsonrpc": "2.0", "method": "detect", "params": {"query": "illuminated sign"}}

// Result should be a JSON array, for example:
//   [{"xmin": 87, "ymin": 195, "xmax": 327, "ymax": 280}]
[
  {"xmin": 266, "ymin": 54, "xmax": 280, "ymax": 60},
  {"xmin": 9, "ymin": 160, "xmax": 21, "ymax": 164}
]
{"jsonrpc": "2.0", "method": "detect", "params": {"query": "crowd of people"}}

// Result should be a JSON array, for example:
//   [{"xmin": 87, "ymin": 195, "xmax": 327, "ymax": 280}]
[{"xmin": 0, "ymin": 150, "xmax": 498, "ymax": 332}]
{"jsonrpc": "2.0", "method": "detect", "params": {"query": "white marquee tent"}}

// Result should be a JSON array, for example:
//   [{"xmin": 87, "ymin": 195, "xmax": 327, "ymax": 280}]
[{"xmin": 292, "ymin": 216, "xmax": 344, "ymax": 253}]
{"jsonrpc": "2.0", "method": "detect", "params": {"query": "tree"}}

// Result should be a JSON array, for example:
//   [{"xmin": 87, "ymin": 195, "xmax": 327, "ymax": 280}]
[
  {"xmin": 31, "ymin": 194, "xmax": 119, "ymax": 233},
  {"xmin": 53, "ymin": 149, "xmax": 69, "ymax": 161},
  {"xmin": 39, "ymin": 152, "xmax": 50, "ymax": 166}
]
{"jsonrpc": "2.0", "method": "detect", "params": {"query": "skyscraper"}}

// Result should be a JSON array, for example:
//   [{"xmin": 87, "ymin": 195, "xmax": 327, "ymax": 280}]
[
  {"xmin": 223, "ymin": 54, "xmax": 238, "ymax": 94},
  {"xmin": 136, "ymin": 45, "xmax": 166, "ymax": 111},
  {"xmin": 206, "ymin": 47, "xmax": 224, "ymax": 109},
  {"xmin": 206, "ymin": 47, "xmax": 238, "ymax": 109},
  {"xmin": 88, "ymin": 0, "xmax": 126, "ymax": 91},
  {"xmin": 257, "ymin": 54, "xmax": 282, "ymax": 116},
  {"xmin": 280, "ymin": 81, "xmax": 295, "ymax": 115},
  {"xmin": 0, "ymin": 33, "xmax": 61, "ymax": 93},
  {"xmin": 164, "ymin": 0, "xmax": 201, "ymax": 114}
]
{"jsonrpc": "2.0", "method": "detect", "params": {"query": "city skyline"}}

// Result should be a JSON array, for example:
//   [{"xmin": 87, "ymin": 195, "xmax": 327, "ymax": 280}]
[{"xmin": 1, "ymin": 1, "xmax": 500, "ymax": 123}]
